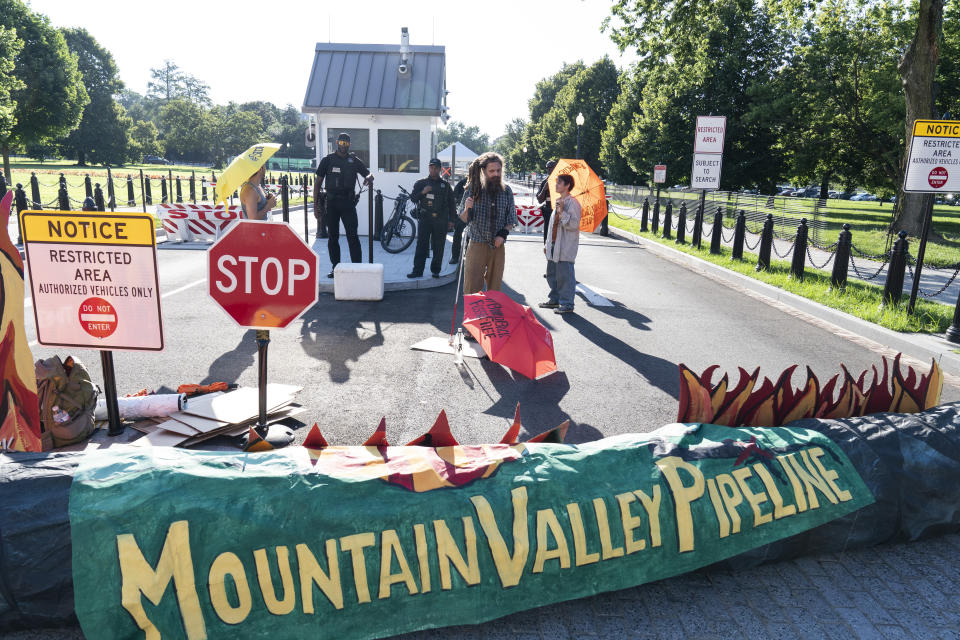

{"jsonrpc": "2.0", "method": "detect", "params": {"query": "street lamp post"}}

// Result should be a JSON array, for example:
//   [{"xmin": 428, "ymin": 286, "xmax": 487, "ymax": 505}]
[{"xmin": 575, "ymin": 112, "xmax": 584, "ymax": 159}]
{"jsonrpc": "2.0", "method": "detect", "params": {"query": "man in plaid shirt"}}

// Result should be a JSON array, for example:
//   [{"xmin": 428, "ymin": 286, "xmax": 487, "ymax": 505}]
[{"xmin": 458, "ymin": 152, "xmax": 518, "ymax": 293}]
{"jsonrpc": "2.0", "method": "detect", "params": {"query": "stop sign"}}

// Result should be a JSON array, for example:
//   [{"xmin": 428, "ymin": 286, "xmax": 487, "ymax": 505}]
[{"xmin": 208, "ymin": 221, "xmax": 319, "ymax": 329}]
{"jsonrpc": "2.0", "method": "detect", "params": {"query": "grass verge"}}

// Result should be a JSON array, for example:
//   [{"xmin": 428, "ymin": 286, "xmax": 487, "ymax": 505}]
[{"xmin": 609, "ymin": 216, "xmax": 952, "ymax": 334}]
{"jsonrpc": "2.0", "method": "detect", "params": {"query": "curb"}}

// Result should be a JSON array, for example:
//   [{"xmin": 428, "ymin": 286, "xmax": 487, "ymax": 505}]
[{"xmin": 607, "ymin": 226, "xmax": 960, "ymax": 377}]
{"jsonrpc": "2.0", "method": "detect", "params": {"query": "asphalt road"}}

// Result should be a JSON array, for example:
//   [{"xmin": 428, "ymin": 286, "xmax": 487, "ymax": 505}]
[{"xmin": 14, "ymin": 226, "xmax": 960, "ymax": 639}]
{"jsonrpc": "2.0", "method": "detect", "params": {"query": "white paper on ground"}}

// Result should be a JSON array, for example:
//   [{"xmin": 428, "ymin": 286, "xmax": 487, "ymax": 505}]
[{"xmin": 410, "ymin": 336, "xmax": 486, "ymax": 358}]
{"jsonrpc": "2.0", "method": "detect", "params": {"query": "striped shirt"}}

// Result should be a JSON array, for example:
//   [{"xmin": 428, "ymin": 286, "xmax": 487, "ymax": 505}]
[{"xmin": 458, "ymin": 185, "xmax": 517, "ymax": 243}]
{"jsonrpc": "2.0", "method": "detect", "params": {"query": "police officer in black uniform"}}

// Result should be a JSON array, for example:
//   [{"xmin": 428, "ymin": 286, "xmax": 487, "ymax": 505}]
[
  {"xmin": 407, "ymin": 158, "xmax": 456, "ymax": 278},
  {"xmin": 314, "ymin": 132, "xmax": 373, "ymax": 278},
  {"xmin": 449, "ymin": 175, "xmax": 468, "ymax": 264}
]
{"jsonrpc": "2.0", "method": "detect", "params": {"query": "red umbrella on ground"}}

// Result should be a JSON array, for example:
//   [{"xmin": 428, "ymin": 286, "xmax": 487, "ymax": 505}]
[{"xmin": 462, "ymin": 290, "xmax": 557, "ymax": 379}]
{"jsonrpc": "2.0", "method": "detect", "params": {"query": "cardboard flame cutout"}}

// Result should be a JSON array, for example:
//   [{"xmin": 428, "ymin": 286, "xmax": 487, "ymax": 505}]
[
  {"xmin": 249, "ymin": 405, "xmax": 570, "ymax": 493},
  {"xmin": 0, "ymin": 191, "xmax": 42, "ymax": 452},
  {"xmin": 677, "ymin": 354, "xmax": 943, "ymax": 427}
]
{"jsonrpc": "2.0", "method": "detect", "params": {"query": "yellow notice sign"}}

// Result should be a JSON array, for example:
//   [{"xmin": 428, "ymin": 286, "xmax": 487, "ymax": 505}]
[
  {"xmin": 21, "ymin": 211, "xmax": 155, "ymax": 246},
  {"xmin": 912, "ymin": 120, "xmax": 960, "ymax": 138}
]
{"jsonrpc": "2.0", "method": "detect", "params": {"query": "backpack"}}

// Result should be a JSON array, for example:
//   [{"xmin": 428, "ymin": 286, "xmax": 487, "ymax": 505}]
[{"xmin": 35, "ymin": 355, "xmax": 99, "ymax": 448}]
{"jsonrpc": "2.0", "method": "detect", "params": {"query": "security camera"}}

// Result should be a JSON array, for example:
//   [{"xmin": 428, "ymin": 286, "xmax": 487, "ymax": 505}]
[{"xmin": 398, "ymin": 63, "xmax": 408, "ymax": 75}]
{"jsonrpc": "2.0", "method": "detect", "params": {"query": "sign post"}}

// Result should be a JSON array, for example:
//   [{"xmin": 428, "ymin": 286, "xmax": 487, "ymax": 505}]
[
  {"xmin": 22, "ymin": 211, "xmax": 164, "ymax": 436},
  {"xmin": 208, "ymin": 220, "xmax": 319, "ymax": 442},
  {"xmin": 905, "ymin": 119, "xmax": 960, "ymax": 320},
  {"xmin": 653, "ymin": 165, "xmax": 666, "ymax": 225},
  {"xmin": 691, "ymin": 116, "xmax": 726, "ymax": 250}
]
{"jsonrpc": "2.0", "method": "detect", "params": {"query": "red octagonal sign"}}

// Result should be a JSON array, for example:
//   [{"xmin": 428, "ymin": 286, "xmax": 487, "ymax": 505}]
[{"xmin": 208, "ymin": 221, "xmax": 319, "ymax": 329}]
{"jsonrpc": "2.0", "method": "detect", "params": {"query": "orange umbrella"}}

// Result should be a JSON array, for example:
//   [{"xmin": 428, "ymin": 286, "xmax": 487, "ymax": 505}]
[
  {"xmin": 549, "ymin": 158, "xmax": 608, "ymax": 232},
  {"xmin": 462, "ymin": 291, "xmax": 557, "ymax": 379}
]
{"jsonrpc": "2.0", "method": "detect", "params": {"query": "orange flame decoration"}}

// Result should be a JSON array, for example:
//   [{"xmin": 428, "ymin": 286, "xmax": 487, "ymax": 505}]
[
  {"xmin": 0, "ymin": 191, "xmax": 43, "ymax": 452},
  {"xmin": 244, "ymin": 404, "xmax": 570, "ymax": 493},
  {"xmin": 677, "ymin": 354, "xmax": 943, "ymax": 427}
]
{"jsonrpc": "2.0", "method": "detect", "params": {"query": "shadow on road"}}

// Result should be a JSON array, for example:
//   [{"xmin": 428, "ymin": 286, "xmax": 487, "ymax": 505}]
[
  {"xmin": 558, "ymin": 312, "xmax": 679, "ymax": 400},
  {"xmin": 299, "ymin": 310, "xmax": 385, "ymax": 383},
  {"xmin": 200, "ymin": 329, "xmax": 258, "ymax": 385}
]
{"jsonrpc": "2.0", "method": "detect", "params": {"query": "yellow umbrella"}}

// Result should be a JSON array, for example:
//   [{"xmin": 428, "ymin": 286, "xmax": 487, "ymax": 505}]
[{"xmin": 215, "ymin": 143, "xmax": 282, "ymax": 206}]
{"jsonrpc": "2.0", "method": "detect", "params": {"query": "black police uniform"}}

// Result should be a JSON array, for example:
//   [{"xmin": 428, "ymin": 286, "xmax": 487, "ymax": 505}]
[
  {"xmin": 409, "ymin": 176, "xmax": 456, "ymax": 276},
  {"xmin": 450, "ymin": 177, "xmax": 468, "ymax": 263},
  {"xmin": 315, "ymin": 151, "xmax": 370, "ymax": 267}
]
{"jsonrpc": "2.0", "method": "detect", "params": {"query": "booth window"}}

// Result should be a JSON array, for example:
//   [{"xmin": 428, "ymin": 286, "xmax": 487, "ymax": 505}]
[
  {"xmin": 378, "ymin": 130, "xmax": 420, "ymax": 173},
  {"xmin": 326, "ymin": 128, "xmax": 370, "ymax": 166}
]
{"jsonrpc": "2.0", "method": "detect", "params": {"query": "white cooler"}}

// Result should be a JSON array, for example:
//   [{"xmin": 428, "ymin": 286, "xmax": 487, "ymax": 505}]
[{"xmin": 334, "ymin": 263, "xmax": 384, "ymax": 301}]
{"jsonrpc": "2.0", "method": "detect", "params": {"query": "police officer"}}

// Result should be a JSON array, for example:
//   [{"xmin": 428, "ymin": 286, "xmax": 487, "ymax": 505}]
[
  {"xmin": 313, "ymin": 132, "xmax": 373, "ymax": 278},
  {"xmin": 407, "ymin": 158, "xmax": 456, "ymax": 278},
  {"xmin": 449, "ymin": 175, "xmax": 468, "ymax": 264}
]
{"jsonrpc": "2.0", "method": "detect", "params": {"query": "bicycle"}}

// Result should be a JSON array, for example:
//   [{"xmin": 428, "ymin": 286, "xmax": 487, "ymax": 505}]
[{"xmin": 380, "ymin": 185, "xmax": 418, "ymax": 253}]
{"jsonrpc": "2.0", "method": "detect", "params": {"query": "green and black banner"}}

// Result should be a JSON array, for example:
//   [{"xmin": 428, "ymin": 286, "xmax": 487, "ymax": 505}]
[{"xmin": 69, "ymin": 423, "xmax": 872, "ymax": 639}]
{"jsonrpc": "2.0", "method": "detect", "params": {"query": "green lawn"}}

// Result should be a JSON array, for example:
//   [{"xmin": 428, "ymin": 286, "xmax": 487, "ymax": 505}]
[
  {"xmin": 611, "ymin": 191, "xmax": 960, "ymax": 268},
  {"xmin": 608, "ymin": 215, "xmax": 953, "ymax": 334}
]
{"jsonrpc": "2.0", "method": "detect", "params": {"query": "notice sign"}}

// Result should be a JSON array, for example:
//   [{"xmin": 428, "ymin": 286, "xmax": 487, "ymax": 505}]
[
  {"xmin": 22, "ymin": 212, "xmax": 163, "ymax": 351},
  {"xmin": 691, "ymin": 153, "xmax": 723, "ymax": 190},
  {"xmin": 904, "ymin": 119, "xmax": 960, "ymax": 193},
  {"xmin": 654, "ymin": 165, "xmax": 667, "ymax": 183},
  {"xmin": 693, "ymin": 115, "xmax": 726, "ymax": 154}
]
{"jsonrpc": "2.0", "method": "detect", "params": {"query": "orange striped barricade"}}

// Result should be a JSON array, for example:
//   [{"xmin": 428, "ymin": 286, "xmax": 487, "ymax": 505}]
[
  {"xmin": 157, "ymin": 203, "xmax": 242, "ymax": 244},
  {"xmin": 516, "ymin": 205, "xmax": 543, "ymax": 234}
]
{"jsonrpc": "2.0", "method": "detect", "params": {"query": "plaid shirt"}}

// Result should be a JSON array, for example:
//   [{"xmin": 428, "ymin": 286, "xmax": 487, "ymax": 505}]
[{"xmin": 458, "ymin": 185, "xmax": 518, "ymax": 243}]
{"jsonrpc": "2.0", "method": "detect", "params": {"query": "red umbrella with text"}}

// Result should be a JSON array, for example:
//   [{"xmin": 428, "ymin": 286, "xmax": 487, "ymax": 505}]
[{"xmin": 462, "ymin": 290, "xmax": 557, "ymax": 379}]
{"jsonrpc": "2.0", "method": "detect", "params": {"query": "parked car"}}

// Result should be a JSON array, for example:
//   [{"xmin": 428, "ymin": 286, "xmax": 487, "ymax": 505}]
[
  {"xmin": 144, "ymin": 155, "xmax": 171, "ymax": 165},
  {"xmin": 850, "ymin": 193, "xmax": 879, "ymax": 201}
]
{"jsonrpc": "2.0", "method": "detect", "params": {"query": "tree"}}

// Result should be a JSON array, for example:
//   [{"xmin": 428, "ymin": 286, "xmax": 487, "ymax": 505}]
[
  {"xmin": 205, "ymin": 108, "xmax": 263, "ymax": 168},
  {"xmin": 606, "ymin": 0, "xmax": 787, "ymax": 190},
  {"xmin": 61, "ymin": 28, "xmax": 132, "ymax": 166},
  {"xmin": 600, "ymin": 65, "xmax": 644, "ymax": 184},
  {"xmin": 129, "ymin": 120, "xmax": 163, "ymax": 160},
  {"xmin": 895, "ymin": 0, "xmax": 945, "ymax": 236},
  {"xmin": 0, "ymin": 0, "xmax": 87, "ymax": 181},
  {"xmin": 493, "ymin": 118, "xmax": 535, "ymax": 172},
  {"xmin": 158, "ymin": 99, "xmax": 206, "ymax": 162},
  {"xmin": 147, "ymin": 60, "xmax": 182, "ymax": 102},
  {"xmin": 0, "ymin": 25, "xmax": 23, "ymax": 162},
  {"xmin": 525, "ymin": 62, "xmax": 586, "ymax": 167},
  {"xmin": 533, "ymin": 57, "xmax": 621, "ymax": 176},
  {"xmin": 181, "ymin": 75, "xmax": 211, "ymax": 107},
  {"xmin": 437, "ymin": 121, "xmax": 490, "ymax": 155}
]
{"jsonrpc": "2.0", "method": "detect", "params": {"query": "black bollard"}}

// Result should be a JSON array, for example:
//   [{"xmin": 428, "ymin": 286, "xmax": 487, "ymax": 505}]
[
  {"xmin": 0, "ymin": 172, "xmax": 6, "ymax": 195},
  {"xmin": 126, "ymin": 175, "xmax": 135, "ymax": 206},
  {"xmin": 790, "ymin": 218, "xmax": 809, "ymax": 281},
  {"xmin": 144, "ymin": 176, "xmax": 153, "ymax": 205},
  {"xmin": 756, "ymin": 213, "xmax": 774, "ymax": 272},
  {"xmin": 281, "ymin": 175, "xmax": 289, "ymax": 223},
  {"xmin": 374, "ymin": 190, "xmax": 384, "ymax": 241},
  {"xmin": 189, "ymin": 172, "xmax": 196, "ymax": 203},
  {"xmin": 94, "ymin": 184, "xmax": 105, "ymax": 211},
  {"xmin": 600, "ymin": 203, "xmax": 609, "ymax": 236},
  {"xmin": 161, "ymin": 177, "xmax": 168, "ymax": 204},
  {"xmin": 732, "ymin": 210, "xmax": 746, "ymax": 260},
  {"xmin": 30, "ymin": 173, "xmax": 41, "ymax": 208},
  {"xmin": 692, "ymin": 194, "xmax": 706, "ymax": 250},
  {"xmin": 59, "ymin": 173, "xmax": 66, "ymax": 191},
  {"xmin": 662, "ymin": 202, "xmax": 673, "ymax": 239},
  {"xmin": 651, "ymin": 198, "xmax": 660, "ymax": 235},
  {"xmin": 58, "ymin": 185, "xmax": 69, "ymax": 210},
  {"xmin": 946, "ymin": 291, "xmax": 960, "ymax": 343},
  {"xmin": 640, "ymin": 198, "xmax": 649, "ymax": 232},
  {"xmin": 84, "ymin": 175, "xmax": 92, "ymax": 199},
  {"xmin": 13, "ymin": 184, "xmax": 26, "ymax": 242},
  {"xmin": 106, "ymin": 167, "xmax": 116, "ymax": 211},
  {"xmin": 829, "ymin": 224, "xmax": 852, "ymax": 292},
  {"xmin": 201, "ymin": 176, "xmax": 208, "ymax": 201},
  {"xmin": 676, "ymin": 203, "xmax": 687, "ymax": 244},
  {"xmin": 175, "ymin": 176, "xmax": 183, "ymax": 203},
  {"xmin": 710, "ymin": 206, "xmax": 723, "ymax": 254},
  {"xmin": 881, "ymin": 231, "xmax": 909, "ymax": 308}
]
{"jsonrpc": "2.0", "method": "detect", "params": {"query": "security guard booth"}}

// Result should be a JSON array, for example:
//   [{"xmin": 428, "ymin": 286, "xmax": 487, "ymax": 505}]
[{"xmin": 301, "ymin": 30, "xmax": 448, "ymax": 236}]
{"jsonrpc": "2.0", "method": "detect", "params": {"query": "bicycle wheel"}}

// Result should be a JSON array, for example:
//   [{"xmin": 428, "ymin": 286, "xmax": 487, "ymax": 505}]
[{"xmin": 380, "ymin": 215, "xmax": 417, "ymax": 253}]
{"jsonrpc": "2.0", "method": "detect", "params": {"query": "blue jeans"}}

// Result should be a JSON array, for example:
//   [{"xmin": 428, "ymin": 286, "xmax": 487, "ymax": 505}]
[{"xmin": 546, "ymin": 260, "xmax": 576, "ymax": 308}]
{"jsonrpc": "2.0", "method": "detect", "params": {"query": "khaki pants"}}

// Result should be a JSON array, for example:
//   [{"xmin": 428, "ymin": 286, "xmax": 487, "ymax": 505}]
[{"xmin": 463, "ymin": 241, "xmax": 506, "ymax": 294}]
